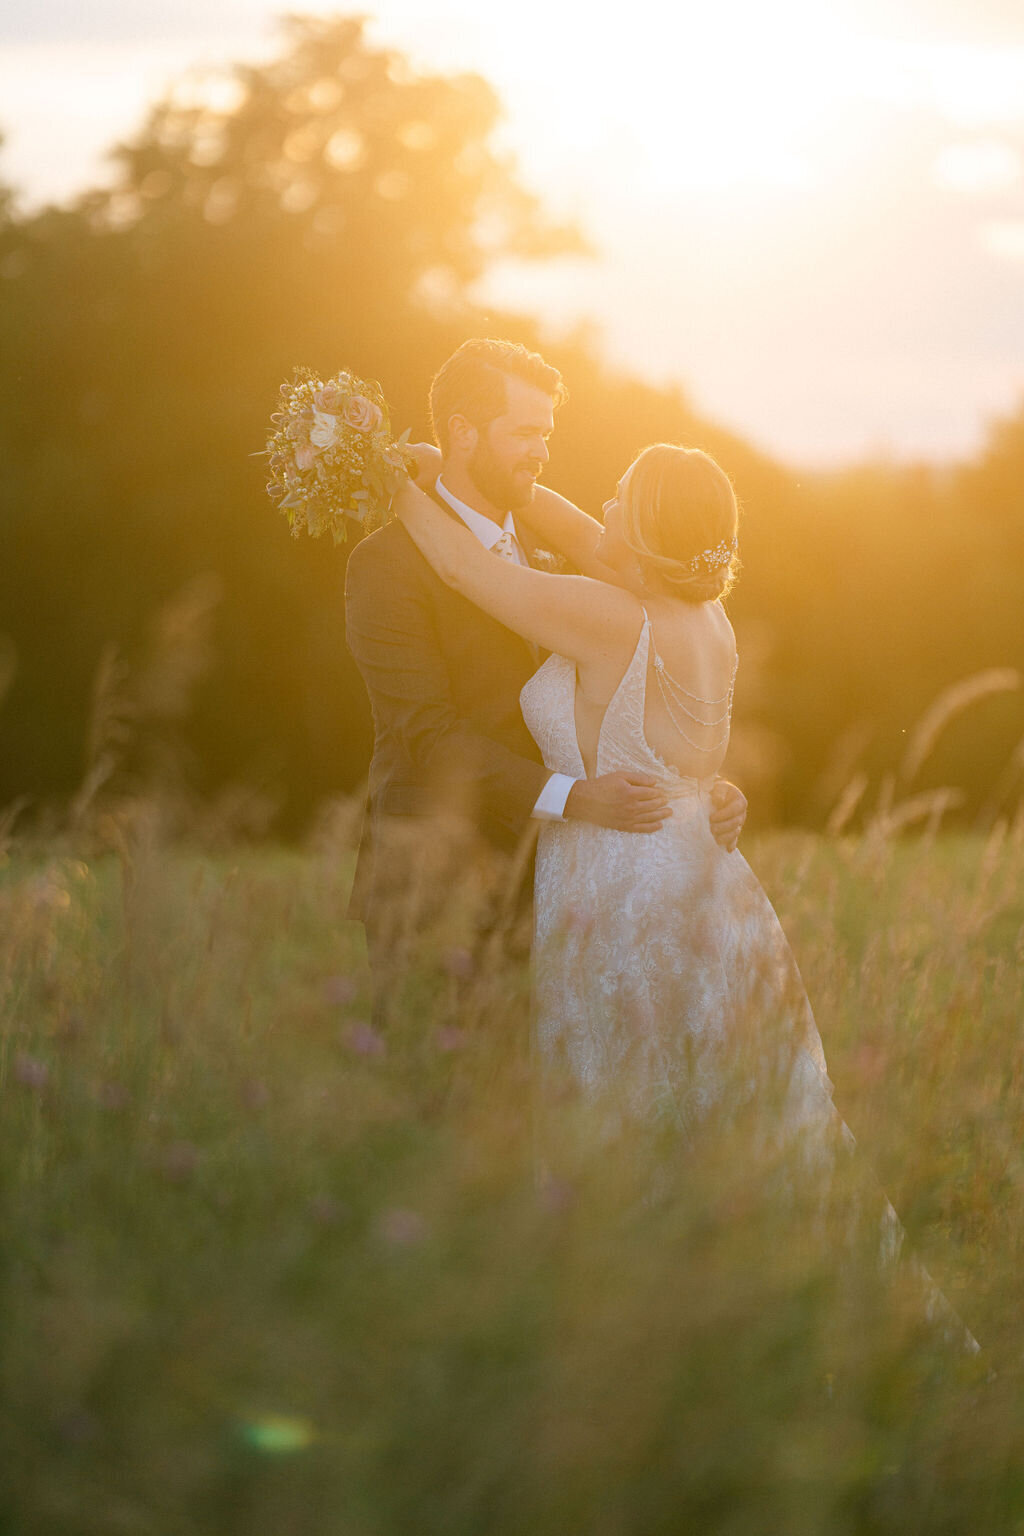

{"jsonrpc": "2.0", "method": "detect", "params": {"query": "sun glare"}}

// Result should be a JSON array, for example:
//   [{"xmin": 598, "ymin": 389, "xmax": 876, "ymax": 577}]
[
  {"xmin": 368, "ymin": 0, "xmax": 1024, "ymax": 214},
  {"xmin": 980, "ymin": 219, "xmax": 1024, "ymax": 261},
  {"xmin": 933, "ymin": 141, "xmax": 1021, "ymax": 195},
  {"xmin": 3, "ymin": 0, "xmax": 1022, "ymax": 462},
  {"xmin": 472, "ymin": 0, "xmax": 852, "ymax": 200}
]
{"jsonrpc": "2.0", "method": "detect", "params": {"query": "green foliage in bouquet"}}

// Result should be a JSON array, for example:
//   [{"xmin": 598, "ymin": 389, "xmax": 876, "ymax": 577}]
[{"xmin": 263, "ymin": 367, "xmax": 416, "ymax": 545}]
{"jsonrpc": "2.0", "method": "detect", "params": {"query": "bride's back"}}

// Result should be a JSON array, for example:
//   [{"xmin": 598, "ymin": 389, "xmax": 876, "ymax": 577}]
[{"xmin": 574, "ymin": 595, "xmax": 737, "ymax": 783}]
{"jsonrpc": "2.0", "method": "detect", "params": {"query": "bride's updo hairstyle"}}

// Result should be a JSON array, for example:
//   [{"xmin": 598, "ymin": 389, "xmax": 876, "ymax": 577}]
[{"xmin": 621, "ymin": 444, "xmax": 740, "ymax": 603}]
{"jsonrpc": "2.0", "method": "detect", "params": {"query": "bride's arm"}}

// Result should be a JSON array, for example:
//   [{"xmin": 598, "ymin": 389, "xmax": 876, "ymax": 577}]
[
  {"xmin": 393, "ymin": 478, "xmax": 639, "ymax": 662},
  {"xmin": 515, "ymin": 486, "xmax": 610, "ymax": 580},
  {"xmin": 404, "ymin": 443, "xmax": 613, "ymax": 581}
]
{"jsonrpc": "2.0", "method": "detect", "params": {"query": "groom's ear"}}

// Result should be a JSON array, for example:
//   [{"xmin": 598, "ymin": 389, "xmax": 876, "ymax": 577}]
[{"xmin": 447, "ymin": 413, "xmax": 478, "ymax": 456}]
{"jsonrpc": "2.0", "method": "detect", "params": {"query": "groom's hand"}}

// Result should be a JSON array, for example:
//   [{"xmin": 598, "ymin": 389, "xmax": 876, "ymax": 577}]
[
  {"xmin": 709, "ymin": 778, "xmax": 747, "ymax": 852},
  {"xmin": 564, "ymin": 772, "xmax": 672, "ymax": 833}
]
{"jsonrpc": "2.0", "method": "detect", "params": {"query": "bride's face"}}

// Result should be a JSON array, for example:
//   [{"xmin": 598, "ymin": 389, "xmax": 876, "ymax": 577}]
[{"xmin": 595, "ymin": 465, "xmax": 635, "ymax": 575}]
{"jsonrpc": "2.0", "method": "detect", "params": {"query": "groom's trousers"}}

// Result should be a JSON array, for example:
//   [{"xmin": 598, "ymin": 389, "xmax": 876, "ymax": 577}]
[{"xmin": 352, "ymin": 803, "xmax": 538, "ymax": 1029}]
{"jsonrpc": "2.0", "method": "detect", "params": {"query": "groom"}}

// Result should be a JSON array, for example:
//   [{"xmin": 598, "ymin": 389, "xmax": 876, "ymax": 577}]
[{"xmin": 345, "ymin": 338, "xmax": 747, "ymax": 1001}]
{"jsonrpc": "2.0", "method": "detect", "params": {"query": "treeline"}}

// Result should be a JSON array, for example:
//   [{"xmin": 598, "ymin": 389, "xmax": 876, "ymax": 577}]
[{"xmin": 1, "ymin": 14, "xmax": 1021, "ymax": 833}]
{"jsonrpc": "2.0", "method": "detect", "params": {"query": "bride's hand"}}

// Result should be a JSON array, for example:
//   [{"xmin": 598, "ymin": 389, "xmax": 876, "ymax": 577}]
[
  {"xmin": 406, "ymin": 441, "xmax": 442, "ymax": 487},
  {"xmin": 710, "ymin": 778, "xmax": 747, "ymax": 852}
]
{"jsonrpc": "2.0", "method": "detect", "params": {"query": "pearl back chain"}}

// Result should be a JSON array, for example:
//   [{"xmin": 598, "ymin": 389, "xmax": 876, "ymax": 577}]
[{"xmin": 650, "ymin": 633, "xmax": 737, "ymax": 754}]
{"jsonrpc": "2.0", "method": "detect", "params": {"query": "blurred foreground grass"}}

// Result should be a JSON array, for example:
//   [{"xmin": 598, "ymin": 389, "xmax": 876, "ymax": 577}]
[{"xmin": 2, "ymin": 814, "xmax": 1023, "ymax": 1535}]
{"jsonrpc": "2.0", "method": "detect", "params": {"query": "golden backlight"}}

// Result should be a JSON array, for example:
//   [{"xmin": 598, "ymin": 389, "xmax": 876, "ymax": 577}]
[
  {"xmin": 474, "ymin": 0, "xmax": 847, "ymax": 196},
  {"xmin": 443, "ymin": 0, "xmax": 1024, "ymax": 205},
  {"xmin": 1, "ymin": 0, "xmax": 1021, "ymax": 460}
]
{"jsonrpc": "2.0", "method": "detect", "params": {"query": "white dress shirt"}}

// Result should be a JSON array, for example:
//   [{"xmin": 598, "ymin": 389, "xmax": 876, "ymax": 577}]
[{"xmin": 434, "ymin": 476, "xmax": 577, "ymax": 822}]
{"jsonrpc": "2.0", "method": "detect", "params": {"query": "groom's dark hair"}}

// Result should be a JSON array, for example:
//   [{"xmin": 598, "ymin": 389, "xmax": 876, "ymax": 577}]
[{"xmin": 429, "ymin": 338, "xmax": 568, "ymax": 454}]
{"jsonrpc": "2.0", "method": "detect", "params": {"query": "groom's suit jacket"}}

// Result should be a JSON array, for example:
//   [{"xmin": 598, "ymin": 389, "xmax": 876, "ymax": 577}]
[{"xmin": 344, "ymin": 489, "xmax": 550, "ymax": 947}]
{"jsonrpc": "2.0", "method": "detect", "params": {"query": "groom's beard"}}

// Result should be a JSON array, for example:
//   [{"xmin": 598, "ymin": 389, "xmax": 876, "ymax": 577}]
[{"xmin": 467, "ymin": 438, "xmax": 539, "ymax": 511}]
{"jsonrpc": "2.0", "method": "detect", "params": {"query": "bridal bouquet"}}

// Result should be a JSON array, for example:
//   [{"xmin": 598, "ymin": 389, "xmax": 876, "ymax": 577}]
[{"xmin": 262, "ymin": 368, "xmax": 416, "ymax": 544}]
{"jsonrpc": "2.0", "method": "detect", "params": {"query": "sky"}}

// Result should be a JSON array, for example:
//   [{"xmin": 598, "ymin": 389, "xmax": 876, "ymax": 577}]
[{"xmin": 2, "ymin": 0, "xmax": 1024, "ymax": 467}]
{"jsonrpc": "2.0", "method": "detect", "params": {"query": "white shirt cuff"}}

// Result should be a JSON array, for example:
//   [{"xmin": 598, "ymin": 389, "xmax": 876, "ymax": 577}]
[{"xmin": 532, "ymin": 772, "xmax": 578, "ymax": 821}]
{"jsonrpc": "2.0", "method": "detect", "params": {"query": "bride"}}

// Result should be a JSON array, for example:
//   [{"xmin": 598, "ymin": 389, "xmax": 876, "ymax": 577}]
[{"xmin": 393, "ymin": 441, "xmax": 980, "ymax": 1356}]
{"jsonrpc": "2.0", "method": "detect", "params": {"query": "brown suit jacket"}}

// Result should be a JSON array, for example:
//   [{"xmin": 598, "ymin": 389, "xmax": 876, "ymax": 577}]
[{"xmin": 344, "ymin": 493, "xmax": 551, "ymax": 948}]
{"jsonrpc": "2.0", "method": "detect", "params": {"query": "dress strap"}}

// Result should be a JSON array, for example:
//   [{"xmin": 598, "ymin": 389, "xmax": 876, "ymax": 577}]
[
  {"xmin": 633, "ymin": 605, "xmax": 652, "ymax": 680},
  {"xmin": 628, "ymin": 605, "xmax": 652, "ymax": 686}
]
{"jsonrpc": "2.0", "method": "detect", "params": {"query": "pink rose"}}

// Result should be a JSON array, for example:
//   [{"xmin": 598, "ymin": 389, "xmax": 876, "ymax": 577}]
[
  {"xmin": 314, "ymin": 385, "xmax": 347, "ymax": 412},
  {"xmin": 294, "ymin": 441, "xmax": 317, "ymax": 471},
  {"xmin": 342, "ymin": 394, "xmax": 383, "ymax": 434}
]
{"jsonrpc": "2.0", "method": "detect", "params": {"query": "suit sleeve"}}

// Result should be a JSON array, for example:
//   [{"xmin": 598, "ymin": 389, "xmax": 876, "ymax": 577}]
[{"xmin": 345, "ymin": 535, "xmax": 549, "ymax": 839}]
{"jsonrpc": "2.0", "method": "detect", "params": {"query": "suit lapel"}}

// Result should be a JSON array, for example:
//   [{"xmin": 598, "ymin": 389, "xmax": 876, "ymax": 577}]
[
  {"xmin": 422, "ymin": 482, "xmax": 544, "ymax": 654},
  {"xmin": 414, "ymin": 485, "xmax": 539, "ymax": 669}
]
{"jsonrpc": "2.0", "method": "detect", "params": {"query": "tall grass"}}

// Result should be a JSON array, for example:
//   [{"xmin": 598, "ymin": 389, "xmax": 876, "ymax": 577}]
[{"xmin": 1, "ymin": 806, "xmax": 1022, "ymax": 1535}]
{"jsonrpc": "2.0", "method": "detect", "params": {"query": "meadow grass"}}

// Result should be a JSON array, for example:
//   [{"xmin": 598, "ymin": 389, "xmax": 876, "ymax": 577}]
[{"xmin": 2, "ymin": 812, "xmax": 1023, "ymax": 1535}]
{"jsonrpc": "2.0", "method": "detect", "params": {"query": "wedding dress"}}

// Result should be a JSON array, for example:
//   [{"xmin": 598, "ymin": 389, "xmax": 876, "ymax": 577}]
[{"xmin": 519, "ymin": 607, "xmax": 980, "ymax": 1356}]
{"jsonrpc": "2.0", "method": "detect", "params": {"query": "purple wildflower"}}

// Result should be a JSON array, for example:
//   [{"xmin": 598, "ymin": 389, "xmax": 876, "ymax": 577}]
[
  {"xmin": 379, "ymin": 1208, "xmax": 427, "ymax": 1247},
  {"xmin": 323, "ymin": 975, "xmax": 359, "ymax": 1007},
  {"xmin": 435, "ymin": 1026, "xmax": 469, "ymax": 1052},
  {"xmin": 161, "ymin": 1142, "xmax": 201, "ymax": 1183},
  {"xmin": 345, "ymin": 1022, "xmax": 386, "ymax": 1058},
  {"xmin": 442, "ymin": 946, "xmax": 474, "ymax": 980},
  {"xmin": 14, "ymin": 1054, "xmax": 49, "ymax": 1091}
]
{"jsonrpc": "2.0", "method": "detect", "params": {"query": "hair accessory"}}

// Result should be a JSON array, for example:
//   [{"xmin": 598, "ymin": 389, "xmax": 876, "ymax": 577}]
[{"xmin": 683, "ymin": 537, "xmax": 736, "ymax": 575}]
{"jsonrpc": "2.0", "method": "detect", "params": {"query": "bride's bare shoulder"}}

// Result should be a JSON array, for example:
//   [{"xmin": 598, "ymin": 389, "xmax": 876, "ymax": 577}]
[
  {"xmin": 710, "ymin": 598, "xmax": 738, "ymax": 650},
  {"xmin": 584, "ymin": 575, "xmax": 647, "ymax": 638},
  {"xmin": 655, "ymin": 595, "xmax": 737, "ymax": 669}
]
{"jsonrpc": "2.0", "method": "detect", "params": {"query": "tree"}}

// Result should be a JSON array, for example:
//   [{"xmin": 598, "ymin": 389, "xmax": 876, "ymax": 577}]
[
  {"xmin": 2, "ymin": 19, "xmax": 1020, "ymax": 831},
  {"xmin": 100, "ymin": 14, "xmax": 583, "ymax": 342},
  {"xmin": 0, "ymin": 17, "xmax": 585, "ymax": 823}
]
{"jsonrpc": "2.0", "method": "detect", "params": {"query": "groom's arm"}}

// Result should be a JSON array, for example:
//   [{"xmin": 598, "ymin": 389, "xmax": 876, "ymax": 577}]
[{"xmin": 346, "ymin": 536, "xmax": 673, "ymax": 837}]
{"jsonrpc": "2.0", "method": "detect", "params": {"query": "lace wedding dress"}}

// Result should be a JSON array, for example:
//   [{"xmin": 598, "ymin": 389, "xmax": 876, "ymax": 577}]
[{"xmin": 520, "ymin": 608, "xmax": 979, "ymax": 1356}]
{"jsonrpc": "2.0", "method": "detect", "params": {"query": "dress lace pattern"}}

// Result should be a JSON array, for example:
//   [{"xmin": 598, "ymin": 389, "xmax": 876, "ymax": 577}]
[{"xmin": 519, "ymin": 610, "xmax": 979, "ymax": 1356}]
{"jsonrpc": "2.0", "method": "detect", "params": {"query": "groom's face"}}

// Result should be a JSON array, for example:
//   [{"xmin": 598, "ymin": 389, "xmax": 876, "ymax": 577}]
[{"xmin": 466, "ymin": 375, "xmax": 555, "ymax": 511}]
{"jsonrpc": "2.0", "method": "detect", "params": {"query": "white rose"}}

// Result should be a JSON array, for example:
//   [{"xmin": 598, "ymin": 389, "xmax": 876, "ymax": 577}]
[{"xmin": 310, "ymin": 409, "xmax": 340, "ymax": 450}]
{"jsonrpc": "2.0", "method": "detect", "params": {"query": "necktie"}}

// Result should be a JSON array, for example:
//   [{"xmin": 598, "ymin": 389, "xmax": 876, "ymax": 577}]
[
  {"xmin": 492, "ymin": 530, "xmax": 521, "ymax": 563},
  {"xmin": 491, "ymin": 528, "xmax": 537, "ymax": 662}
]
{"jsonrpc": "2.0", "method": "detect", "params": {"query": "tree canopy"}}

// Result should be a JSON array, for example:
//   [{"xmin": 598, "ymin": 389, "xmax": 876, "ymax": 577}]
[{"xmin": 1, "ymin": 14, "xmax": 1021, "ymax": 834}]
